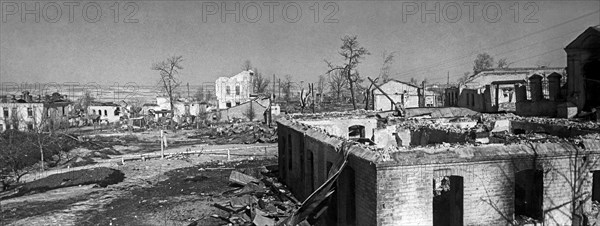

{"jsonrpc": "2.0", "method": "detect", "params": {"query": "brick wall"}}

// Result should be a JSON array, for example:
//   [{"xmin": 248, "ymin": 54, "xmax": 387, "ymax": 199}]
[
  {"xmin": 376, "ymin": 153, "xmax": 600, "ymax": 226},
  {"xmin": 277, "ymin": 121, "xmax": 378, "ymax": 226},
  {"xmin": 278, "ymin": 119, "xmax": 600, "ymax": 225}
]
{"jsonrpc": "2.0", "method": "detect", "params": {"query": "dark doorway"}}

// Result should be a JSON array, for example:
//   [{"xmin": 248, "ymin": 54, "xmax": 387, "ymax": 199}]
[
  {"xmin": 583, "ymin": 58, "xmax": 600, "ymax": 111},
  {"xmin": 433, "ymin": 176, "xmax": 464, "ymax": 226},
  {"xmin": 348, "ymin": 125, "xmax": 365, "ymax": 139},
  {"xmin": 514, "ymin": 169, "xmax": 543, "ymax": 221},
  {"xmin": 593, "ymin": 171, "xmax": 600, "ymax": 202}
]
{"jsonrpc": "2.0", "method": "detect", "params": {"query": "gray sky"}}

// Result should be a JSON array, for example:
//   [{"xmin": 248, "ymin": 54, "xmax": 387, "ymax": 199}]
[{"xmin": 1, "ymin": 0, "xmax": 599, "ymax": 86}]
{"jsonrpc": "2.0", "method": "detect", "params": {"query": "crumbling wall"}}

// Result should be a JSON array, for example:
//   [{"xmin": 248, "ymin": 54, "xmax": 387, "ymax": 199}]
[
  {"xmin": 377, "ymin": 141, "xmax": 600, "ymax": 226},
  {"xmin": 373, "ymin": 126, "xmax": 411, "ymax": 148},
  {"xmin": 374, "ymin": 124, "xmax": 469, "ymax": 148},
  {"xmin": 409, "ymin": 127, "xmax": 468, "ymax": 146},
  {"xmin": 277, "ymin": 120, "xmax": 378, "ymax": 226},
  {"xmin": 516, "ymin": 101, "xmax": 558, "ymax": 117},
  {"xmin": 278, "ymin": 118, "xmax": 600, "ymax": 226},
  {"xmin": 300, "ymin": 118, "xmax": 377, "ymax": 140},
  {"xmin": 377, "ymin": 162, "xmax": 516, "ymax": 225},
  {"xmin": 511, "ymin": 120, "xmax": 600, "ymax": 137}
]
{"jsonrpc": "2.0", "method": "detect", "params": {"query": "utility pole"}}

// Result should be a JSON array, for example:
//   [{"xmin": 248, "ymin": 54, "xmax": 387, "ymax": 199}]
[
  {"xmin": 447, "ymin": 71, "xmax": 449, "ymax": 85},
  {"xmin": 160, "ymin": 130, "xmax": 165, "ymax": 159},
  {"xmin": 187, "ymin": 83, "xmax": 190, "ymax": 99},
  {"xmin": 311, "ymin": 83, "xmax": 315, "ymax": 113},
  {"xmin": 272, "ymin": 74, "xmax": 276, "ymax": 99},
  {"xmin": 278, "ymin": 78, "xmax": 281, "ymax": 102}
]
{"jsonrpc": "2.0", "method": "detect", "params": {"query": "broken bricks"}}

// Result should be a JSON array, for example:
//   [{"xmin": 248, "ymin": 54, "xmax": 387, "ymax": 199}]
[{"xmin": 212, "ymin": 168, "xmax": 299, "ymax": 226}]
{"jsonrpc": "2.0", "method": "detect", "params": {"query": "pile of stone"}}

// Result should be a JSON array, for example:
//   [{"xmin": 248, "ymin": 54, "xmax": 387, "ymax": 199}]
[
  {"xmin": 208, "ymin": 167, "xmax": 299, "ymax": 226},
  {"xmin": 187, "ymin": 123, "xmax": 278, "ymax": 145}
]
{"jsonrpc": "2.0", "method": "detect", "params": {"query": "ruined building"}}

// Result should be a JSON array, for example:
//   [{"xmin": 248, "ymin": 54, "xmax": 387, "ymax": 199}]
[
  {"xmin": 565, "ymin": 26, "xmax": 600, "ymax": 113},
  {"xmin": 457, "ymin": 67, "xmax": 565, "ymax": 114},
  {"xmin": 277, "ymin": 111, "xmax": 600, "ymax": 225},
  {"xmin": 215, "ymin": 70, "xmax": 255, "ymax": 109},
  {"xmin": 448, "ymin": 26, "xmax": 600, "ymax": 118},
  {"xmin": 0, "ymin": 91, "xmax": 72, "ymax": 131}
]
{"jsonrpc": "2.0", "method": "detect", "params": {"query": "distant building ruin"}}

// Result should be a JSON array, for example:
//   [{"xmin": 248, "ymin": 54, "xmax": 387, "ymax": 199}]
[
  {"xmin": 215, "ymin": 70, "xmax": 254, "ymax": 109},
  {"xmin": 0, "ymin": 91, "xmax": 72, "ymax": 131}
]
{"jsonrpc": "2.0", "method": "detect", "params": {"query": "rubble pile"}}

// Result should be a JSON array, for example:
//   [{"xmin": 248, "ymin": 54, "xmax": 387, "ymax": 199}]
[
  {"xmin": 481, "ymin": 113, "xmax": 600, "ymax": 130},
  {"xmin": 208, "ymin": 167, "xmax": 300, "ymax": 226},
  {"xmin": 187, "ymin": 123, "xmax": 277, "ymax": 145},
  {"xmin": 393, "ymin": 118, "xmax": 473, "ymax": 134},
  {"xmin": 287, "ymin": 110, "xmax": 373, "ymax": 120}
]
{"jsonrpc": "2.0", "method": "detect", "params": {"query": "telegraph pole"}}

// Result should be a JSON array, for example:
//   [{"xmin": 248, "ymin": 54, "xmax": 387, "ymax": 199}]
[{"xmin": 272, "ymin": 74, "xmax": 276, "ymax": 98}]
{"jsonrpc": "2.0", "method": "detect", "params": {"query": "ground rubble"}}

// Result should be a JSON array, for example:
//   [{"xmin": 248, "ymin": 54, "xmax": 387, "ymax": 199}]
[
  {"xmin": 205, "ymin": 166, "xmax": 301, "ymax": 226},
  {"xmin": 187, "ymin": 123, "xmax": 278, "ymax": 145}
]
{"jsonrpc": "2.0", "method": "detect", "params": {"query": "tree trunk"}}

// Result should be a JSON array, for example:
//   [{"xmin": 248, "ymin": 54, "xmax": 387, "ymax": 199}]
[
  {"xmin": 39, "ymin": 140, "xmax": 44, "ymax": 171},
  {"xmin": 347, "ymin": 71, "xmax": 357, "ymax": 110}
]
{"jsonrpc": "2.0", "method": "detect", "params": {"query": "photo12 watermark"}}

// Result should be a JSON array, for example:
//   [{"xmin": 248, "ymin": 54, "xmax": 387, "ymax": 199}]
[
  {"xmin": 401, "ymin": 1, "xmax": 539, "ymax": 23},
  {"xmin": 201, "ymin": 1, "xmax": 339, "ymax": 23},
  {"xmin": 1, "ymin": 1, "xmax": 140, "ymax": 23}
]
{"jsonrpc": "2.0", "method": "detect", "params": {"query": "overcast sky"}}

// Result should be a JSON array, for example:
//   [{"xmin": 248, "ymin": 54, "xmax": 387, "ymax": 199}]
[{"xmin": 1, "ymin": 0, "xmax": 599, "ymax": 87}]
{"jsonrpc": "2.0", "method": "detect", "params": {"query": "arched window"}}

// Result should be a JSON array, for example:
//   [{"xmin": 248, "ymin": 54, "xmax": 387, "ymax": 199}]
[{"xmin": 348, "ymin": 125, "xmax": 365, "ymax": 138}]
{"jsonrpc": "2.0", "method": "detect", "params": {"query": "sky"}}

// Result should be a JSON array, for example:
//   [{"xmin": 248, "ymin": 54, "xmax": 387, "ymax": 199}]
[{"xmin": 1, "ymin": 0, "xmax": 599, "ymax": 88}]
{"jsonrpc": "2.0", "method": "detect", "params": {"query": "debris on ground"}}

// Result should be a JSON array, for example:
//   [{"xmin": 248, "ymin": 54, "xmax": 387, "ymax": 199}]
[
  {"xmin": 210, "ymin": 168, "xmax": 299, "ymax": 226},
  {"xmin": 187, "ymin": 122, "xmax": 277, "ymax": 145}
]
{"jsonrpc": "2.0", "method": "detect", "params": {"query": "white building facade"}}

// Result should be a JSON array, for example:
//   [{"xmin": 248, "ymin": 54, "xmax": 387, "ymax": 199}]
[{"xmin": 215, "ymin": 70, "xmax": 254, "ymax": 109}]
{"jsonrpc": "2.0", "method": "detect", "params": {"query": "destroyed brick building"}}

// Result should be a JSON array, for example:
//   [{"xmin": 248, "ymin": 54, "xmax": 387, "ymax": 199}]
[
  {"xmin": 0, "ymin": 91, "xmax": 72, "ymax": 131},
  {"xmin": 372, "ymin": 80, "xmax": 443, "ymax": 111},
  {"xmin": 454, "ymin": 67, "xmax": 566, "ymax": 114},
  {"xmin": 447, "ymin": 26, "xmax": 600, "ymax": 119},
  {"xmin": 565, "ymin": 26, "xmax": 600, "ymax": 113},
  {"xmin": 277, "ymin": 111, "xmax": 600, "ymax": 225}
]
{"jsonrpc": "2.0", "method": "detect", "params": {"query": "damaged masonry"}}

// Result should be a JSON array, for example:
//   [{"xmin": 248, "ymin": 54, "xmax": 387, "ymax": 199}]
[{"xmin": 277, "ymin": 110, "xmax": 600, "ymax": 225}]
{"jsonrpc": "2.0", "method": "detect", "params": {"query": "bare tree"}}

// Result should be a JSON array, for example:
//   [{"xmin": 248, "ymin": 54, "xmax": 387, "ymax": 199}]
[
  {"xmin": 474, "ymin": 53, "xmax": 494, "ymax": 75},
  {"xmin": 281, "ymin": 75, "xmax": 294, "ymax": 101},
  {"xmin": 497, "ymin": 58, "xmax": 510, "ymax": 69},
  {"xmin": 317, "ymin": 75, "xmax": 327, "ymax": 105},
  {"xmin": 152, "ymin": 56, "xmax": 184, "ymax": 115},
  {"xmin": 252, "ymin": 68, "xmax": 270, "ymax": 94},
  {"xmin": 194, "ymin": 86, "xmax": 205, "ymax": 102},
  {"xmin": 409, "ymin": 77, "xmax": 418, "ymax": 86},
  {"xmin": 74, "ymin": 91, "xmax": 95, "ymax": 116},
  {"xmin": 298, "ymin": 83, "xmax": 312, "ymax": 113},
  {"xmin": 328, "ymin": 70, "xmax": 348, "ymax": 102},
  {"xmin": 379, "ymin": 50, "xmax": 395, "ymax": 83},
  {"xmin": 242, "ymin": 60, "xmax": 252, "ymax": 71},
  {"xmin": 325, "ymin": 35, "xmax": 370, "ymax": 110}
]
